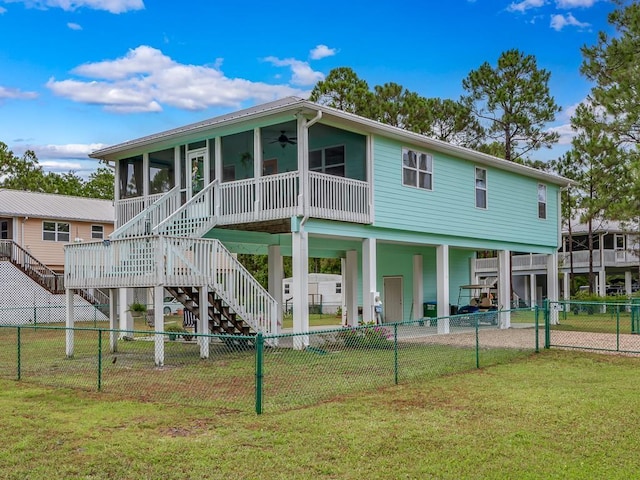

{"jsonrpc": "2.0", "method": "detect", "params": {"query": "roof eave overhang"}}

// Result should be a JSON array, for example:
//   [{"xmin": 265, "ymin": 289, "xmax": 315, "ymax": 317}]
[{"xmin": 90, "ymin": 98, "xmax": 572, "ymax": 187}]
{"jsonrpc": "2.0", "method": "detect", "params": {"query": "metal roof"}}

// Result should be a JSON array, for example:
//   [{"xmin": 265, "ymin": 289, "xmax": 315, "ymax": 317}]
[
  {"xmin": 0, "ymin": 189, "xmax": 115, "ymax": 223},
  {"xmin": 90, "ymin": 96, "xmax": 572, "ymax": 187}
]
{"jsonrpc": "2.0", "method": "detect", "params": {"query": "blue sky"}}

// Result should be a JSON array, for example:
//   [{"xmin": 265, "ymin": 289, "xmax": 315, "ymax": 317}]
[{"xmin": 0, "ymin": 0, "xmax": 616, "ymax": 178}]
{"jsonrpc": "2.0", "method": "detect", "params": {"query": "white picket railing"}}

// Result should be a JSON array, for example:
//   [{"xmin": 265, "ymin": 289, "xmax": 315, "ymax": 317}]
[
  {"xmin": 308, "ymin": 172, "xmax": 370, "ymax": 223},
  {"xmin": 115, "ymin": 192, "xmax": 168, "ymax": 228},
  {"xmin": 65, "ymin": 236, "xmax": 277, "ymax": 334},
  {"xmin": 112, "ymin": 188, "xmax": 180, "ymax": 239},
  {"xmin": 154, "ymin": 181, "xmax": 218, "ymax": 237}
]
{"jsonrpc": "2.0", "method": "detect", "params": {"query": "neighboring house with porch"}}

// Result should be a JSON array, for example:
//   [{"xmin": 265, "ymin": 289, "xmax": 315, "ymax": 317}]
[
  {"xmin": 64, "ymin": 97, "xmax": 569, "ymax": 365},
  {"xmin": 475, "ymin": 217, "xmax": 640, "ymax": 304},
  {"xmin": 0, "ymin": 189, "xmax": 114, "ymax": 322},
  {"xmin": 0, "ymin": 189, "xmax": 115, "ymax": 273}
]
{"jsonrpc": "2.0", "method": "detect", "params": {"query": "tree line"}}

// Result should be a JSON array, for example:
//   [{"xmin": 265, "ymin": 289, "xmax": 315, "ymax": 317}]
[
  {"xmin": 0, "ymin": 142, "xmax": 114, "ymax": 200},
  {"xmin": 2, "ymin": 2, "xmax": 638, "ymax": 292}
]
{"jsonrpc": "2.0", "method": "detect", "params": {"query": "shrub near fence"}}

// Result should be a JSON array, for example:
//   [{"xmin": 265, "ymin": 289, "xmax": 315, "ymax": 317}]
[{"xmin": 0, "ymin": 309, "xmax": 539, "ymax": 414}]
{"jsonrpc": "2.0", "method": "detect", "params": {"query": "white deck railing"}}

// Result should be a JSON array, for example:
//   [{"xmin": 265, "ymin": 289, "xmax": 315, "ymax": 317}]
[
  {"xmin": 475, "ymin": 249, "xmax": 640, "ymax": 273},
  {"xmin": 64, "ymin": 236, "xmax": 277, "ymax": 334},
  {"xmin": 154, "ymin": 181, "xmax": 218, "ymax": 237},
  {"xmin": 115, "ymin": 172, "xmax": 370, "ymax": 234},
  {"xmin": 115, "ymin": 192, "xmax": 168, "ymax": 228},
  {"xmin": 308, "ymin": 172, "xmax": 370, "ymax": 223},
  {"xmin": 112, "ymin": 188, "xmax": 180, "ymax": 239}
]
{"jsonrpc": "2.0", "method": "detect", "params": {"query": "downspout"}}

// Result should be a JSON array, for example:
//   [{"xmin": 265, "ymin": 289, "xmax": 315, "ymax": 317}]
[{"xmin": 299, "ymin": 110, "xmax": 323, "ymax": 230}]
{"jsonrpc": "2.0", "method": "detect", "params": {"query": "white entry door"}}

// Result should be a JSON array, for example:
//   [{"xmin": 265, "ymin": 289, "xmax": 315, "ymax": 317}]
[{"xmin": 383, "ymin": 276, "xmax": 404, "ymax": 323}]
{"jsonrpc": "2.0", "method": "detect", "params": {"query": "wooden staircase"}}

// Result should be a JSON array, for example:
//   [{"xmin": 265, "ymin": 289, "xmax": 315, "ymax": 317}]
[
  {"xmin": 165, "ymin": 286, "xmax": 254, "ymax": 337},
  {"xmin": 1, "ymin": 240, "xmax": 109, "ymax": 314}
]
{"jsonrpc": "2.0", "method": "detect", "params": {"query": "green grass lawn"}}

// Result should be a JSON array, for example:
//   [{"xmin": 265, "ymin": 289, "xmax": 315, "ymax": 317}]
[{"xmin": 1, "ymin": 350, "xmax": 639, "ymax": 479}]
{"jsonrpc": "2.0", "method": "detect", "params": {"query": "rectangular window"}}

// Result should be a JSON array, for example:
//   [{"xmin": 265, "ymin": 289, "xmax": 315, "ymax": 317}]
[
  {"xmin": 402, "ymin": 148, "xmax": 432, "ymax": 190},
  {"xmin": 284, "ymin": 283, "xmax": 290, "ymax": 295},
  {"xmin": 91, "ymin": 225, "xmax": 104, "ymax": 239},
  {"xmin": 475, "ymin": 167, "xmax": 487, "ymax": 209},
  {"xmin": 309, "ymin": 145, "xmax": 345, "ymax": 177},
  {"xmin": 538, "ymin": 184, "xmax": 547, "ymax": 219},
  {"xmin": 335, "ymin": 282, "xmax": 342, "ymax": 294},
  {"xmin": 43, "ymin": 221, "xmax": 70, "ymax": 242}
]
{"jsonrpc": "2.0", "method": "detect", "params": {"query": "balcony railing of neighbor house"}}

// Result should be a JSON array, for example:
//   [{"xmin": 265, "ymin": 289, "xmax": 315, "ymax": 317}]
[
  {"xmin": 475, "ymin": 249, "xmax": 640, "ymax": 274},
  {"xmin": 64, "ymin": 235, "xmax": 277, "ymax": 335}
]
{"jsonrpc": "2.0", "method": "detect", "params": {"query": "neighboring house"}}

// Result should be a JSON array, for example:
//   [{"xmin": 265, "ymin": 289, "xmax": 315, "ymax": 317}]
[
  {"xmin": 65, "ymin": 97, "xmax": 569, "ymax": 364},
  {"xmin": 0, "ymin": 189, "xmax": 114, "ymax": 323},
  {"xmin": 0, "ymin": 189, "xmax": 115, "ymax": 272},
  {"xmin": 283, "ymin": 273, "xmax": 343, "ymax": 315},
  {"xmin": 476, "ymin": 217, "xmax": 640, "ymax": 304}
]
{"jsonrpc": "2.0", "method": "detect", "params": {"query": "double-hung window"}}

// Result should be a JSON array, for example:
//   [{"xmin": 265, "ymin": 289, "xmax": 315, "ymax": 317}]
[
  {"xmin": 402, "ymin": 148, "xmax": 432, "ymax": 190},
  {"xmin": 538, "ymin": 184, "xmax": 547, "ymax": 219},
  {"xmin": 91, "ymin": 225, "xmax": 104, "ymax": 240},
  {"xmin": 475, "ymin": 167, "xmax": 487, "ymax": 209},
  {"xmin": 43, "ymin": 221, "xmax": 70, "ymax": 242}
]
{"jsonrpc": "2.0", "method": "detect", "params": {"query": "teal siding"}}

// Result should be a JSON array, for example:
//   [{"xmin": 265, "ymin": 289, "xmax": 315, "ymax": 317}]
[{"xmin": 373, "ymin": 137, "xmax": 560, "ymax": 249}]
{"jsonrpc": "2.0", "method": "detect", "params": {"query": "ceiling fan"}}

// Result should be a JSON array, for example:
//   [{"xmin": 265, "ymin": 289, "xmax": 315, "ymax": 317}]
[{"xmin": 270, "ymin": 131, "xmax": 297, "ymax": 148}]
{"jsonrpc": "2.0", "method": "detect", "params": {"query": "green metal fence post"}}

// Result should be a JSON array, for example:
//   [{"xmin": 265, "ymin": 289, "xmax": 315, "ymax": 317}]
[
  {"xmin": 544, "ymin": 299, "xmax": 550, "ymax": 349},
  {"xmin": 17, "ymin": 326, "xmax": 21, "ymax": 381},
  {"xmin": 98, "ymin": 329, "xmax": 103, "ymax": 391},
  {"xmin": 534, "ymin": 305, "xmax": 539, "ymax": 353},
  {"xmin": 33, "ymin": 305, "xmax": 37, "ymax": 327},
  {"xmin": 475, "ymin": 313, "xmax": 480, "ymax": 368},
  {"xmin": 616, "ymin": 305, "xmax": 620, "ymax": 352},
  {"xmin": 394, "ymin": 323, "xmax": 398, "ymax": 385},
  {"xmin": 255, "ymin": 332, "xmax": 264, "ymax": 415}
]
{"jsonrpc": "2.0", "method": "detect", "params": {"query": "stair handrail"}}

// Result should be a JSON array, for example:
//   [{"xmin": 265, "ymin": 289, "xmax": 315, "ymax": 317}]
[
  {"xmin": 208, "ymin": 239, "xmax": 277, "ymax": 335},
  {"xmin": 162, "ymin": 236, "xmax": 276, "ymax": 334},
  {"xmin": 0, "ymin": 240, "xmax": 64, "ymax": 293},
  {"xmin": 111, "ymin": 186, "xmax": 180, "ymax": 239},
  {"xmin": 153, "ymin": 179, "xmax": 219, "ymax": 237}
]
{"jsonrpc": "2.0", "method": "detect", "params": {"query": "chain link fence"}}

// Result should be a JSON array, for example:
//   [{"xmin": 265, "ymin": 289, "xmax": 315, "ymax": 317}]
[
  {"xmin": 546, "ymin": 300, "xmax": 640, "ymax": 354},
  {"xmin": 0, "ymin": 308, "xmax": 539, "ymax": 413}
]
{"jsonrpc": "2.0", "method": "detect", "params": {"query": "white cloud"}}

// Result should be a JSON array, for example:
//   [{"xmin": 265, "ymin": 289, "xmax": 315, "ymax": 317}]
[
  {"xmin": 550, "ymin": 12, "xmax": 590, "ymax": 31},
  {"xmin": 0, "ymin": 6, "xmax": 6, "ymax": 13},
  {"xmin": 555, "ymin": 0, "xmax": 597, "ymax": 8},
  {"xmin": 547, "ymin": 123, "xmax": 576, "ymax": 145},
  {"xmin": 47, "ymin": 45, "xmax": 307, "ymax": 113},
  {"xmin": 263, "ymin": 56, "xmax": 324, "ymax": 86},
  {"xmin": 0, "ymin": 85, "xmax": 38, "ymax": 100},
  {"xmin": 67, "ymin": 21, "xmax": 82, "ymax": 30},
  {"xmin": 30, "ymin": 143, "xmax": 108, "ymax": 159},
  {"xmin": 72, "ymin": 45, "xmax": 173, "ymax": 80},
  {"xmin": 309, "ymin": 44, "xmax": 336, "ymax": 60},
  {"xmin": 507, "ymin": 0, "xmax": 546, "ymax": 13},
  {"xmin": 3, "ymin": 0, "xmax": 144, "ymax": 13}
]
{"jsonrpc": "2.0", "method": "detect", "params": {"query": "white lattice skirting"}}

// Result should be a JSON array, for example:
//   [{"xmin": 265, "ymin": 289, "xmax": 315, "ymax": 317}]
[{"xmin": 0, "ymin": 261, "xmax": 108, "ymax": 325}]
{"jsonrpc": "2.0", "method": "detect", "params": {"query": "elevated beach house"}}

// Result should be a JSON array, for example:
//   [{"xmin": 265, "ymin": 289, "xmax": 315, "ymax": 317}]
[{"xmin": 65, "ymin": 97, "xmax": 569, "ymax": 364}]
